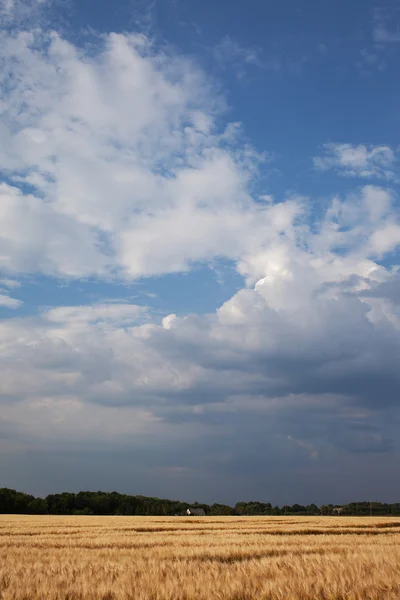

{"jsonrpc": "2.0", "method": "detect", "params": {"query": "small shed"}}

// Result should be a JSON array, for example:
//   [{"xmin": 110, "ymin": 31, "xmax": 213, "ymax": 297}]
[{"xmin": 186, "ymin": 508, "xmax": 205, "ymax": 516}]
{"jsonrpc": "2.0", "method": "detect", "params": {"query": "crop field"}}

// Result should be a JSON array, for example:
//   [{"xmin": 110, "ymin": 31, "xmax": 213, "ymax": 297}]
[{"xmin": 1, "ymin": 515, "xmax": 400, "ymax": 600}]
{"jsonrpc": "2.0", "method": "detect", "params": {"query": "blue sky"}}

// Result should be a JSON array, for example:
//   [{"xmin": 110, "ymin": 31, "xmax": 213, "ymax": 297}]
[{"xmin": 1, "ymin": 0, "xmax": 400, "ymax": 505}]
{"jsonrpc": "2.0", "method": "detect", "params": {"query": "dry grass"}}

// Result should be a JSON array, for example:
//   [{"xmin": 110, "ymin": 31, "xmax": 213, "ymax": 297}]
[{"xmin": 1, "ymin": 515, "xmax": 400, "ymax": 599}]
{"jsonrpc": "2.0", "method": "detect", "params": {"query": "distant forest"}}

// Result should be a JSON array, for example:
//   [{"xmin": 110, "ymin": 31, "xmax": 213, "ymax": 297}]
[{"xmin": 1, "ymin": 488, "xmax": 400, "ymax": 516}]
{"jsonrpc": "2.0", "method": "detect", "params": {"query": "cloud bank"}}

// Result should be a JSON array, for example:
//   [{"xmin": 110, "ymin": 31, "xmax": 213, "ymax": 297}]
[{"xmin": 1, "ymin": 20, "xmax": 400, "ymax": 503}]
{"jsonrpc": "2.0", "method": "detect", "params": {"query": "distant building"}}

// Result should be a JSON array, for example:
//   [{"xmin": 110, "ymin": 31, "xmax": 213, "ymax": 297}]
[
  {"xmin": 186, "ymin": 508, "xmax": 205, "ymax": 516},
  {"xmin": 332, "ymin": 507, "xmax": 343, "ymax": 515}
]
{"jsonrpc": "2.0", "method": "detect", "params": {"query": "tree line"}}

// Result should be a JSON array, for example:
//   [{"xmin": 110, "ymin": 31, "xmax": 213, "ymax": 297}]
[{"xmin": 1, "ymin": 488, "xmax": 399, "ymax": 516}]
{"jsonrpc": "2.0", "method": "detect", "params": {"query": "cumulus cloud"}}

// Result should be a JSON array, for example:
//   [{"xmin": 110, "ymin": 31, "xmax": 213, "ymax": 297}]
[
  {"xmin": 1, "ymin": 23, "xmax": 400, "ymax": 501},
  {"xmin": 0, "ymin": 183, "xmax": 108, "ymax": 277},
  {"xmin": 1, "ymin": 180, "xmax": 400, "ymax": 464},
  {"xmin": 360, "ymin": 272, "xmax": 400, "ymax": 305},
  {"xmin": 0, "ymin": 28, "xmax": 287, "ymax": 280},
  {"xmin": 1, "ymin": 255, "xmax": 400, "ymax": 502},
  {"xmin": 314, "ymin": 143, "xmax": 397, "ymax": 180},
  {"xmin": 4, "ymin": 30, "xmax": 397, "ymax": 286}
]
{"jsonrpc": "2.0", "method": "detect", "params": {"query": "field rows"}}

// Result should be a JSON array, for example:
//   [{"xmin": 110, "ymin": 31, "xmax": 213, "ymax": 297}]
[{"xmin": 1, "ymin": 515, "xmax": 400, "ymax": 599}]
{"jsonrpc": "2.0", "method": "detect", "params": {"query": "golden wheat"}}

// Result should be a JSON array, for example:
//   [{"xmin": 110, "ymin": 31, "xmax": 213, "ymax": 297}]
[{"xmin": 1, "ymin": 515, "xmax": 399, "ymax": 599}]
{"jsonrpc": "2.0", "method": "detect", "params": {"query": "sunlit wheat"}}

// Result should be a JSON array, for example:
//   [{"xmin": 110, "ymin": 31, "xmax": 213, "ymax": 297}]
[{"xmin": 1, "ymin": 515, "xmax": 399, "ymax": 599}]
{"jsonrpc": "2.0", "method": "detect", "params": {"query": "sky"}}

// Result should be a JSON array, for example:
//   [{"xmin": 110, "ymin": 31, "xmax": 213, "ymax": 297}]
[{"xmin": 0, "ymin": 0, "xmax": 400, "ymax": 506}]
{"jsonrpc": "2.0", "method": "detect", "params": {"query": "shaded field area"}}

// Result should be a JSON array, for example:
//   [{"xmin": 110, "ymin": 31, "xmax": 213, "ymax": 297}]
[{"xmin": 1, "ymin": 515, "xmax": 400, "ymax": 599}]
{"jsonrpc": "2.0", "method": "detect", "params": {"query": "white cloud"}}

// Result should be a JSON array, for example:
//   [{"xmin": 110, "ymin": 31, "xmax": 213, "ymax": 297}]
[
  {"xmin": 43, "ymin": 303, "xmax": 147, "ymax": 327},
  {"xmin": 314, "ymin": 143, "xmax": 397, "ymax": 180},
  {"xmin": 162, "ymin": 314, "xmax": 177, "ymax": 330},
  {"xmin": 0, "ymin": 28, "xmax": 287, "ymax": 280},
  {"xmin": 2, "ymin": 30, "xmax": 397, "ymax": 287},
  {"xmin": 1, "ymin": 187, "xmax": 400, "ymax": 418},
  {"xmin": 213, "ymin": 35, "xmax": 281, "ymax": 80},
  {"xmin": 0, "ymin": 278, "xmax": 21, "ymax": 289},
  {"xmin": 0, "ymin": 293, "xmax": 22, "ymax": 309},
  {"xmin": 369, "ymin": 222, "xmax": 400, "ymax": 257},
  {"xmin": 215, "ymin": 35, "xmax": 261, "ymax": 66},
  {"xmin": 373, "ymin": 23, "xmax": 400, "ymax": 44},
  {"xmin": 1, "ymin": 180, "xmax": 400, "ymax": 482},
  {"xmin": 0, "ymin": 0, "xmax": 15, "ymax": 15},
  {"xmin": 0, "ymin": 183, "xmax": 109, "ymax": 277},
  {"xmin": 1, "ymin": 236, "xmax": 399, "ymax": 456},
  {"xmin": 357, "ymin": 49, "xmax": 386, "ymax": 74},
  {"xmin": 1, "ymin": 24, "xmax": 400, "ymax": 485},
  {"xmin": 0, "ymin": 0, "xmax": 51, "ymax": 25}
]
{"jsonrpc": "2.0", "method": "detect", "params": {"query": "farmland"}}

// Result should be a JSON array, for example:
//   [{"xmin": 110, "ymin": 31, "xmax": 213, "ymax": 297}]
[{"xmin": 1, "ymin": 515, "xmax": 400, "ymax": 599}]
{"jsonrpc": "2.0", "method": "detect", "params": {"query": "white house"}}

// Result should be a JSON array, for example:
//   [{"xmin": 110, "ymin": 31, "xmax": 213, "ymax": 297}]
[{"xmin": 186, "ymin": 508, "xmax": 205, "ymax": 516}]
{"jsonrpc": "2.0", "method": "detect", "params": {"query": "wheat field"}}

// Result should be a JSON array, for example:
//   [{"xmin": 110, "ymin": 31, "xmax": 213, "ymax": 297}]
[{"xmin": 1, "ymin": 515, "xmax": 400, "ymax": 599}]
